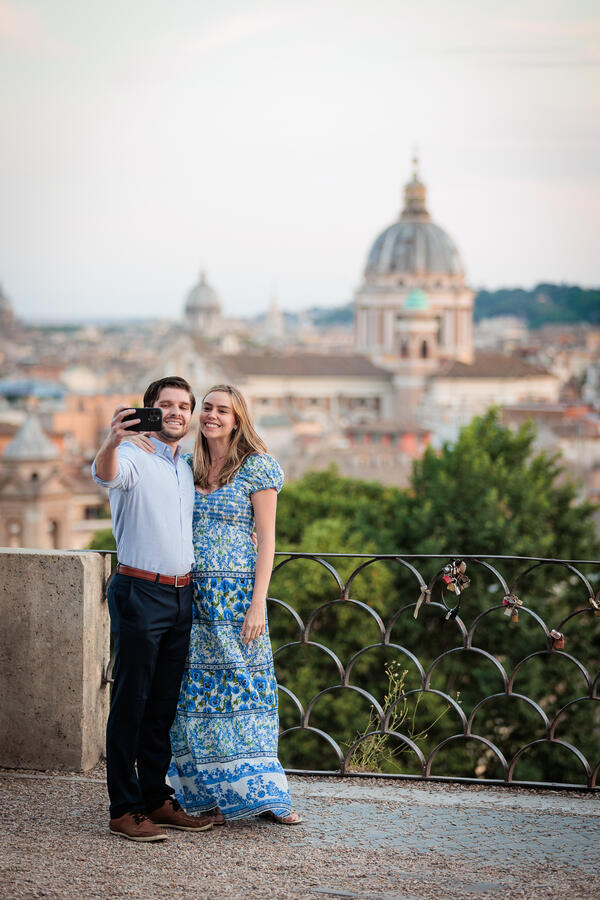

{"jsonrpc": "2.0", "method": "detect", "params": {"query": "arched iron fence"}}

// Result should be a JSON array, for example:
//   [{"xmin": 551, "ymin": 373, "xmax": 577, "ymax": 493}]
[{"xmin": 267, "ymin": 553, "xmax": 600, "ymax": 791}]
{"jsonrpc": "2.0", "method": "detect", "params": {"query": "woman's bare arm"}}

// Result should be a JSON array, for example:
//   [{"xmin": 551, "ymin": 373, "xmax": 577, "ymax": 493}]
[{"xmin": 241, "ymin": 488, "xmax": 277, "ymax": 645}]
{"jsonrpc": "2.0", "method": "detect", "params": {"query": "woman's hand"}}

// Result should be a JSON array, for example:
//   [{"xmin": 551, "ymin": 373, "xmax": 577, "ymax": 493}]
[
  {"xmin": 245, "ymin": 488, "xmax": 277, "ymax": 645},
  {"xmin": 124, "ymin": 433, "xmax": 156, "ymax": 454},
  {"xmin": 241, "ymin": 600, "xmax": 266, "ymax": 646}
]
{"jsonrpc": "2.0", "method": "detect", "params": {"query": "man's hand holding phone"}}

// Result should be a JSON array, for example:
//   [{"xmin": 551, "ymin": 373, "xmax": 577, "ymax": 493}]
[
  {"xmin": 108, "ymin": 407, "xmax": 161, "ymax": 447},
  {"xmin": 95, "ymin": 407, "xmax": 161, "ymax": 481}
]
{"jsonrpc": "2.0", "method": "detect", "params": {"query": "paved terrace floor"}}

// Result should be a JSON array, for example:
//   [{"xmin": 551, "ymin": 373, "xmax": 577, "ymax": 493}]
[{"xmin": 1, "ymin": 766, "xmax": 599, "ymax": 900}]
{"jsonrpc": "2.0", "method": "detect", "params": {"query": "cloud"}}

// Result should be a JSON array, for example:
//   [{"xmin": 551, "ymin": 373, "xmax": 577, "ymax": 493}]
[
  {"xmin": 0, "ymin": 0, "xmax": 63, "ymax": 53},
  {"xmin": 181, "ymin": 12, "xmax": 284, "ymax": 53},
  {"xmin": 502, "ymin": 16, "xmax": 600, "ymax": 42},
  {"xmin": 417, "ymin": 43, "xmax": 600, "ymax": 69},
  {"xmin": 495, "ymin": 14, "xmax": 600, "ymax": 67}
]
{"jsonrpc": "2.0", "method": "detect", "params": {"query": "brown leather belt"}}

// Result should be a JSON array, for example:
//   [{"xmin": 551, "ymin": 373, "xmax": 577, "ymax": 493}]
[{"xmin": 116, "ymin": 564, "xmax": 191, "ymax": 588}]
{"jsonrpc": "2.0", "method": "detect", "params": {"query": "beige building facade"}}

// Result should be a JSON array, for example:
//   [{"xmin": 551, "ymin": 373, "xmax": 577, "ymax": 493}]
[{"xmin": 0, "ymin": 415, "xmax": 110, "ymax": 551}]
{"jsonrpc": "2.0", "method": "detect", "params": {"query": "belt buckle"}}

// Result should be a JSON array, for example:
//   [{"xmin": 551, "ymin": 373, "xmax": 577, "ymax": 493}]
[{"xmin": 174, "ymin": 574, "xmax": 185, "ymax": 588}]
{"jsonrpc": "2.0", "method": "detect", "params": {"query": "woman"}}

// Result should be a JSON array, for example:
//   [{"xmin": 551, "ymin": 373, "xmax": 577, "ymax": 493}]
[{"xmin": 166, "ymin": 384, "xmax": 300, "ymax": 824}]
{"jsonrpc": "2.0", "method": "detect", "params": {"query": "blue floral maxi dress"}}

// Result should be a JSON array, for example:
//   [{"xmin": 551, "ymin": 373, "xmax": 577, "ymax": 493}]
[{"xmin": 167, "ymin": 453, "xmax": 292, "ymax": 819}]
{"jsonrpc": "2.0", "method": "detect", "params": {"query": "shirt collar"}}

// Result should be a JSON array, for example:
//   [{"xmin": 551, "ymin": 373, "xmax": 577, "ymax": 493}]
[{"xmin": 150, "ymin": 436, "xmax": 181, "ymax": 464}]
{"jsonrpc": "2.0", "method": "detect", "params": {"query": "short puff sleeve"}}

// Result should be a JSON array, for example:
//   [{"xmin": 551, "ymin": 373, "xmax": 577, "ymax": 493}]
[{"xmin": 242, "ymin": 454, "xmax": 284, "ymax": 494}]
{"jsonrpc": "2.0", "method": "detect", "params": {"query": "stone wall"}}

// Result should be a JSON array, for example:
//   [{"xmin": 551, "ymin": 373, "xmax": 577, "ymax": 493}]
[{"xmin": 0, "ymin": 549, "xmax": 111, "ymax": 771}]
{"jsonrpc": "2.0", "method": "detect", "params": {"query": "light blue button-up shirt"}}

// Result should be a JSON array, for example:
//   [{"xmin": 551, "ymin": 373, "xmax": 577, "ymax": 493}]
[{"xmin": 91, "ymin": 437, "xmax": 195, "ymax": 576}]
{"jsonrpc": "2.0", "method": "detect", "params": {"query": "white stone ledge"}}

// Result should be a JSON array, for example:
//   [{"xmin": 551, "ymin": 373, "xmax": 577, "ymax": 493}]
[{"xmin": 0, "ymin": 549, "xmax": 111, "ymax": 771}]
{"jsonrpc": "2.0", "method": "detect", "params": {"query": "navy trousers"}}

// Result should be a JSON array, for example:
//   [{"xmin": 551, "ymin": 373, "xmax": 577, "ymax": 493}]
[{"xmin": 106, "ymin": 573, "xmax": 192, "ymax": 819}]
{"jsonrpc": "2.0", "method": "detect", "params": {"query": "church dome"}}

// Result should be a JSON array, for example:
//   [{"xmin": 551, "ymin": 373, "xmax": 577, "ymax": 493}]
[
  {"xmin": 184, "ymin": 270, "xmax": 221, "ymax": 314},
  {"xmin": 364, "ymin": 162, "xmax": 464, "ymax": 280}
]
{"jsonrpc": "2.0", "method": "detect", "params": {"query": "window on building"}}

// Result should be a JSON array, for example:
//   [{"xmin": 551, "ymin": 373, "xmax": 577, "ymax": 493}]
[
  {"xmin": 48, "ymin": 520, "xmax": 59, "ymax": 550},
  {"xmin": 421, "ymin": 340, "xmax": 428, "ymax": 359},
  {"xmin": 7, "ymin": 521, "xmax": 21, "ymax": 548},
  {"xmin": 84, "ymin": 506, "xmax": 104, "ymax": 520}
]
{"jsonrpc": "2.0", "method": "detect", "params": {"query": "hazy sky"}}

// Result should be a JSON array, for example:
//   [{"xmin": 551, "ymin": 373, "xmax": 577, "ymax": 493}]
[{"xmin": 1, "ymin": 0, "xmax": 599, "ymax": 322}]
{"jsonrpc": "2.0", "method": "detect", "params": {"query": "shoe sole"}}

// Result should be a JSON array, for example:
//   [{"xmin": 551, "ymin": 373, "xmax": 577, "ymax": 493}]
[
  {"xmin": 109, "ymin": 828, "xmax": 167, "ymax": 842},
  {"xmin": 151, "ymin": 822, "xmax": 213, "ymax": 832}
]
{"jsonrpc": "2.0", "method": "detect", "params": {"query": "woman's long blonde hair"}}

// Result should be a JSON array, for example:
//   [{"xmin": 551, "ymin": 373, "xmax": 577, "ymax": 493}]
[{"xmin": 192, "ymin": 384, "xmax": 267, "ymax": 488}]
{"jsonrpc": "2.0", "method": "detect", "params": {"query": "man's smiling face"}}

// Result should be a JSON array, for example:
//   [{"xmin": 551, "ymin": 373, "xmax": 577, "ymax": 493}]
[{"xmin": 153, "ymin": 387, "xmax": 193, "ymax": 445}]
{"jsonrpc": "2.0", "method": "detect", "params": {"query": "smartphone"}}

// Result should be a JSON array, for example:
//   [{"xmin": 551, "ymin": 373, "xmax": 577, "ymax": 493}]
[{"xmin": 122, "ymin": 408, "xmax": 163, "ymax": 432}]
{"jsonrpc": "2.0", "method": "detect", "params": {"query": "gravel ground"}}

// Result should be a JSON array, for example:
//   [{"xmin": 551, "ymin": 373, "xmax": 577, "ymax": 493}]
[{"xmin": 1, "ymin": 766, "xmax": 599, "ymax": 900}]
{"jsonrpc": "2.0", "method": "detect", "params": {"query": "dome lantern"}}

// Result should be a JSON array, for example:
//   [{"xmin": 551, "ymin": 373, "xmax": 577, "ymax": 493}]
[{"xmin": 401, "ymin": 155, "xmax": 430, "ymax": 221}]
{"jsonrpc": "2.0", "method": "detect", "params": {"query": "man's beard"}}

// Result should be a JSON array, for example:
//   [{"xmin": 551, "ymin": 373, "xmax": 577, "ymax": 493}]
[{"xmin": 158, "ymin": 421, "xmax": 190, "ymax": 443}]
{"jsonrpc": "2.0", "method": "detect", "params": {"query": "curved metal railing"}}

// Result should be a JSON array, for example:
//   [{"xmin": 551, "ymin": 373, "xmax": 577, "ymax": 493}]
[{"xmin": 267, "ymin": 553, "xmax": 600, "ymax": 791}]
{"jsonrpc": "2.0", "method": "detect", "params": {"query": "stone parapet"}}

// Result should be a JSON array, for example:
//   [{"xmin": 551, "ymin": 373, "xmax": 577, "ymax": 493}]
[{"xmin": 0, "ymin": 549, "xmax": 111, "ymax": 771}]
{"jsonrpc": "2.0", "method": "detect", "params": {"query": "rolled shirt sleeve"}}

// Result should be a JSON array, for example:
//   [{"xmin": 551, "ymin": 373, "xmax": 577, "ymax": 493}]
[{"xmin": 91, "ymin": 442, "xmax": 142, "ymax": 492}]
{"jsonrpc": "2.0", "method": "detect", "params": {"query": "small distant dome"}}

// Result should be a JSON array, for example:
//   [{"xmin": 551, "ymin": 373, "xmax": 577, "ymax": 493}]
[
  {"xmin": 0, "ymin": 283, "xmax": 15, "ymax": 323},
  {"xmin": 183, "ymin": 269, "xmax": 223, "ymax": 339},
  {"xmin": 364, "ymin": 160, "xmax": 464, "ymax": 280},
  {"xmin": 3, "ymin": 415, "xmax": 59, "ymax": 461},
  {"xmin": 405, "ymin": 289, "xmax": 429, "ymax": 311},
  {"xmin": 184, "ymin": 270, "xmax": 221, "ymax": 315}
]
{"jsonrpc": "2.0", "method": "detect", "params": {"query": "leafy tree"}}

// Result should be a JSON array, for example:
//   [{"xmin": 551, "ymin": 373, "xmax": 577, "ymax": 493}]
[
  {"xmin": 474, "ymin": 283, "xmax": 600, "ymax": 328},
  {"xmin": 87, "ymin": 528, "xmax": 116, "ymax": 553},
  {"xmin": 402, "ymin": 409, "xmax": 598, "ymax": 559}
]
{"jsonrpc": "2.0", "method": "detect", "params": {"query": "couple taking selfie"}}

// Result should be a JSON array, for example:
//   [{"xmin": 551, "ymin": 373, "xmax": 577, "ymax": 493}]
[{"xmin": 92, "ymin": 376, "xmax": 301, "ymax": 842}]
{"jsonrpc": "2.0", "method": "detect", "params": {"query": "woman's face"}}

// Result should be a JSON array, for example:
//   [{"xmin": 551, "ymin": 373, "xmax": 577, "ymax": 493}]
[{"xmin": 200, "ymin": 390, "xmax": 237, "ymax": 441}]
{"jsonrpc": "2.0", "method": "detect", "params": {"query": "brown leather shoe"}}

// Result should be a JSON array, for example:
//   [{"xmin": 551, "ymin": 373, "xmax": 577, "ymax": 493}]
[
  {"xmin": 208, "ymin": 807, "xmax": 226, "ymax": 825},
  {"xmin": 149, "ymin": 798, "xmax": 213, "ymax": 832},
  {"xmin": 109, "ymin": 811, "xmax": 167, "ymax": 842}
]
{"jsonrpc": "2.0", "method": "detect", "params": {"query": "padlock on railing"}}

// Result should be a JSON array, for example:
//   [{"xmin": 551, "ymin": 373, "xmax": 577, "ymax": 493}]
[
  {"xmin": 441, "ymin": 561, "xmax": 470, "ymax": 595},
  {"xmin": 456, "ymin": 573, "xmax": 471, "ymax": 592},
  {"xmin": 439, "ymin": 561, "xmax": 470, "ymax": 624},
  {"xmin": 502, "ymin": 593, "xmax": 523, "ymax": 623},
  {"xmin": 549, "ymin": 629, "xmax": 565, "ymax": 650}
]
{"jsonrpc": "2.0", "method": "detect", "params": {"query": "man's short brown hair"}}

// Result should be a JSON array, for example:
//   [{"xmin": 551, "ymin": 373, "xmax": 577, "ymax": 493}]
[{"xmin": 143, "ymin": 376, "xmax": 196, "ymax": 412}]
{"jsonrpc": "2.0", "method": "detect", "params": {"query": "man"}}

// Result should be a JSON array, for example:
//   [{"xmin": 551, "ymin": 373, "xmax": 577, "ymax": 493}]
[{"xmin": 92, "ymin": 376, "xmax": 213, "ymax": 842}]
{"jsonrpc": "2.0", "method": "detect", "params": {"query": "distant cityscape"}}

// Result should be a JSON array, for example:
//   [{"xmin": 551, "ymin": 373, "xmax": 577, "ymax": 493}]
[{"xmin": 1, "ymin": 161, "xmax": 599, "ymax": 551}]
